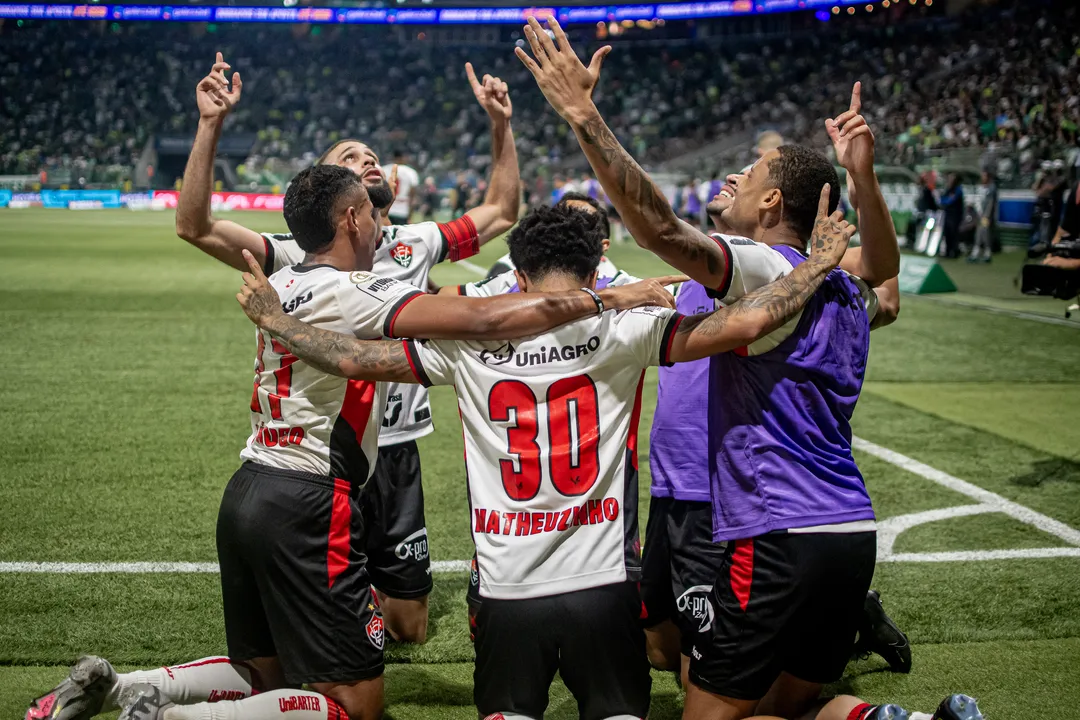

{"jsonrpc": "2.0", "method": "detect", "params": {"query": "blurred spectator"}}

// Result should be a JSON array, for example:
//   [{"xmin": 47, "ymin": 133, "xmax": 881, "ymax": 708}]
[
  {"xmin": 385, "ymin": 149, "xmax": 420, "ymax": 225},
  {"xmin": 941, "ymin": 174, "xmax": 965, "ymax": 258},
  {"xmin": 968, "ymin": 171, "xmax": 998, "ymax": 262}
]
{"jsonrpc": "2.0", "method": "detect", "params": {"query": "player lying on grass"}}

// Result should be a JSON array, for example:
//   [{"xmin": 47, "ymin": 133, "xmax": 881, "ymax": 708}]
[
  {"xmin": 25, "ymin": 165, "xmax": 677, "ymax": 720},
  {"xmin": 234, "ymin": 188, "xmax": 855, "ymax": 720},
  {"xmin": 172, "ymin": 52, "xmax": 522, "ymax": 647},
  {"xmin": 514, "ymin": 17, "xmax": 982, "ymax": 720}
]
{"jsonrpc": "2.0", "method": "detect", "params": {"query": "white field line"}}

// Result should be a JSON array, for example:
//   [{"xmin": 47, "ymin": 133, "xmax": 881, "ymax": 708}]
[
  {"xmin": 882, "ymin": 548, "xmax": 1080, "ymax": 563},
  {"xmin": 853, "ymin": 436, "xmax": 1080, "ymax": 548},
  {"xmin": 455, "ymin": 259, "xmax": 487, "ymax": 277},
  {"xmin": 3, "ymin": 442, "xmax": 1079, "ymax": 574},
  {"xmin": 0, "ymin": 560, "xmax": 472, "ymax": 574},
  {"xmin": 876, "ymin": 504, "xmax": 996, "ymax": 558}
]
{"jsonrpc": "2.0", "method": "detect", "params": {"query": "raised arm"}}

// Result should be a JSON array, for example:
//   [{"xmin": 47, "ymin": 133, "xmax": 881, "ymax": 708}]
[
  {"xmin": 462, "ymin": 63, "xmax": 521, "ymax": 246},
  {"xmin": 839, "ymin": 167, "xmax": 900, "ymax": 329},
  {"xmin": 827, "ymin": 82, "xmax": 899, "ymax": 287},
  {"xmin": 174, "ymin": 53, "xmax": 268, "ymax": 272},
  {"xmin": 669, "ymin": 185, "xmax": 854, "ymax": 361},
  {"xmin": 514, "ymin": 17, "xmax": 730, "ymax": 291}
]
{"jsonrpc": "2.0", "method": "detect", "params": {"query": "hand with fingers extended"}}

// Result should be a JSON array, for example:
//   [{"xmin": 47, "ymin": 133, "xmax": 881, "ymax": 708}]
[
  {"xmin": 514, "ymin": 16, "xmax": 611, "ymax": 125},
  {"xmin": 466, "ymin": 62, "xmax": 512, "ymax": 123},
  {"xmin": 197, "ymin": 51, "xmax": 243, "ymax": 123},
  {"xmin": 825, "ymin": 82, "xmax": 875, "ymax": 181},
  {"xmin": 809, "ymin": 184, "xmax": 856, "ymax": 269},
  {"xmin": 601, "ymin": 274, "xmax": 687, "ymax": 311},
  {"xmin": 236, "ymin": 250, "xmax": 284, "ymax": 328}
]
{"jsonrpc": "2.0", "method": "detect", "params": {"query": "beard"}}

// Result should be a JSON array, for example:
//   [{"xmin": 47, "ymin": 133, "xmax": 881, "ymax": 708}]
[
  {"xmin": 365, "ymin": 178, "xmax": 395, "ymax": 211},
  {"xmin": 706, "ymin": 196, "xmax": 731, "ymax": 217}
]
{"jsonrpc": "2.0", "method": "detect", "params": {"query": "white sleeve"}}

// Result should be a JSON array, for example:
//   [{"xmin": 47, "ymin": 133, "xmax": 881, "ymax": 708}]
[
  {"xmin": 336, "ymin": 271, "xmax": 424, "ymax": 339},
  {"xmin": 260, "ymin": 233, "xmax": 306, "ymax": 274},
  {"xmin": 711, "ymin": 234, "xmax": 793, "ymax": 304},
  {"xmin": 613, "ymin": 306, "xmax": 684, "ymax": 368},
  {"xmin": 846, "ymin": 273, "xmax": 881, "ymax": 322},
  {"xmin": 403, "ymin": 338, "xmax": 457, "ymax": 387},
  {"xmin": 460, "ymin": 270, "xmax": 519, "ymax": 298}
]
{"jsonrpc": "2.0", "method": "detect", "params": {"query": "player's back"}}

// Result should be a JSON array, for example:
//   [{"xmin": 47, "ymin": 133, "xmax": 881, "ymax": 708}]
[
  {"xmin": 241, "ymin": 265, "xmax": 422, "ymax": 483},
  {"xmin": 408, "ymin": 306, "xmax": 681, "ymax": 599}
]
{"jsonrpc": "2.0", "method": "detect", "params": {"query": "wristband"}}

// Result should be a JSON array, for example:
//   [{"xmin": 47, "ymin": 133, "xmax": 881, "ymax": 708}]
[{"xmin": 581, "ymin": 287, "xmax": 604, "ymax": 315}]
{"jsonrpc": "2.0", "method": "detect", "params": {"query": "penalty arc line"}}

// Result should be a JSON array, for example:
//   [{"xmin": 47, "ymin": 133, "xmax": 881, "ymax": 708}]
[{"xmin": 852, "ymin": 436, "xmax": 1080, "ymax": 548}]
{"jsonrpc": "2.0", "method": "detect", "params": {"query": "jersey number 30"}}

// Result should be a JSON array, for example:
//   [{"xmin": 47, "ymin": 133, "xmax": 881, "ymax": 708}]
[{"xmin": 487, "ymin": 375, "xmax": 600, "ymax": 501}]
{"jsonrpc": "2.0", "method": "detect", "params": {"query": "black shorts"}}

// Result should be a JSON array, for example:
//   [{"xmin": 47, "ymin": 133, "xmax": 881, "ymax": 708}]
[
  {"xmin": 474, "ymin": 582, "xmax": 651, "ymax": 720},
  {"xmin": 361, "ymin": 440, "xmax": 432, "ymax": 599},
  {"xmin": 388, "ymin": 212, "xmax": 410, "ymax": 226},
  {"xmin": 688, "ymin": 531, "xmax": 877, "ymax": 700},
  {"xmin": 640, "ymin": 497, "xmax": 728, "ymax": 655},
  {"xmin": 217, "ymin": 462, "xmax": 385, "ymax": 685}
]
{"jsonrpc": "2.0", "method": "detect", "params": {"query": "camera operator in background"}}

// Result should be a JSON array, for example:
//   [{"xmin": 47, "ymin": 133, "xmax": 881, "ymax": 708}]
[{"xmin": 1044, "ymin": 179, "xmax": 1080, "ymax": 271}]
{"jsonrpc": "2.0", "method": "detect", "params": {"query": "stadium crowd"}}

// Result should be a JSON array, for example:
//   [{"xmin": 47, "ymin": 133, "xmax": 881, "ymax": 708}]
[{"xmin": 1, "ymin": 0, "xmax": 1076, "ymax": 189}]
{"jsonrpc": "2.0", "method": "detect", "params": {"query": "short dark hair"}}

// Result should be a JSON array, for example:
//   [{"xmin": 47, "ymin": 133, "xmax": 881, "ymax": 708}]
[
  {"xmin": 556, "ymin": 192, "xmax": 611, "ymax": 240},
  {"xmin": 507, "ymin": 204, "xmax": 602, "ymax": 284},
  {"xmin": 767, "ymin": 145, "xmax": 841, "ymax": 241},
  {"xmin": 284, "ymin": 165, "xmax": 365, "ymax": 253}
]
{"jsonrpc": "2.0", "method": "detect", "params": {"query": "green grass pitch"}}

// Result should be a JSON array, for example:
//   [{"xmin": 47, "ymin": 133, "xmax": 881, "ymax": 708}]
[{"xmin": 1, "ymin": 209, "xmax": 1079, "ymax": 718}]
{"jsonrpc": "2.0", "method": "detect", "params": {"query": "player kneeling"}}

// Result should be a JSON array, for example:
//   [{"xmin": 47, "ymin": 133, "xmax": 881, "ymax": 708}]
[{"xmin": 236, "ymin": 187, "xmax": 854, "ymax": 720}]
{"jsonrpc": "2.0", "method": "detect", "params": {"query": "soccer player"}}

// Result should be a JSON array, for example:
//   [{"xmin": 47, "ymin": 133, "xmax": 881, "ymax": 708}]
[
  {"xmin": 640, "ymin": 88, "xmax": 907, "ymax": 687},
  {"xmin": 472, "ymin": 192, "xmax": 633, "ymax": 292},
  {"xmin": 25, "ymin": 164, "xmax": 676, "ymax": 720},
  {"xmin": 514, "ymin": 17, "xmax": 979, "ymax": 720},
  {"xmin": 234, "ymin": 191, "xmax": 856, "ymax": 720},
  {"xmin": 172, "ymin": 53, "xmax": 522, "ymax": 645}
]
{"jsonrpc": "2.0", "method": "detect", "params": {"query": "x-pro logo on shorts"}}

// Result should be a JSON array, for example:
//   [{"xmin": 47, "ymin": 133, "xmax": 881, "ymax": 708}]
[
  {"xmin": 395, "ymin": 527, "xmax": 429, "ymax": 562},
  {"xmin": 677, "ymin": 585, "xmax": 714, "ymax": 633}
]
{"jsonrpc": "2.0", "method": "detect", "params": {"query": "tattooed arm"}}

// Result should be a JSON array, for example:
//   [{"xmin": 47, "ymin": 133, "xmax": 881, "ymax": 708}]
[
  {"xmin": 261, "ymin": 312, "xmax": 418, "ymax": 384},
  {"xmin": 668, "ymin": 185, "xmax": 854, "ymax": 362},
  {"xmin": 514, "ymin": 16, "xmax": 730, "ymax": 291}
]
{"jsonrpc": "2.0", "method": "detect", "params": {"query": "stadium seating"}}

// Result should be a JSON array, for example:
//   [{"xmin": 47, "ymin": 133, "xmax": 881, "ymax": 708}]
[{"xmin": 0, "ymin": 0, "xmax": 1075, "ymax": 189}]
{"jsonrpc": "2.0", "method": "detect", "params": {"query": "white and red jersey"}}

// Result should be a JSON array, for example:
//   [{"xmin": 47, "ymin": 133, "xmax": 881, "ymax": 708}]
[
  {"xmin": 262, "ymin": 217, "xmax": 479, "ymax": 445},
  {"xmin": 240, "ymin": 264, "xmax": 423, "ymax": 483},
  {"xmin": 402, "ymin": 306, "xmax": 683, "ymax": 599}
]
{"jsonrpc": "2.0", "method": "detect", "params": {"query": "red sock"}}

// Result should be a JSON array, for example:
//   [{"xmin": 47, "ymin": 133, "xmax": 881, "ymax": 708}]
[{"xmin": 849, "ymin": 704, "xmax": 878, "ymax": 720}]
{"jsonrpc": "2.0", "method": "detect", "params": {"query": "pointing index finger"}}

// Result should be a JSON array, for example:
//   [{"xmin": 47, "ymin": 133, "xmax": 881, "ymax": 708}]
[
  {"xmin": 465, "ymin": 62, "xmax": 483, "ymax": 93},
  {"xmin": 818, "ymin": 183, "xmax": 832, "ymax": 216},
  {"xmin": 850, "ymin": 81, "xmax": 861, "ymax": 113},
  {"xmin": 241, "ymin": 248, "xmax": 265, "ymax": 279}
]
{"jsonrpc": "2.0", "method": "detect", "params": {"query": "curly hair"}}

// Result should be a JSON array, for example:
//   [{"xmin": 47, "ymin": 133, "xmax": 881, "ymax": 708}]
[
  {"xmin": 556, "ymin": 191, "xmax": 611, "ymax": 241},
  {"xmin": 767, "ymin": 145, "xmax": 841, "ymax": 242},
  {"xmin": 507, "ymin": 204, "xmax": 603, "ymax": 284},
  {"xmin": 283, "ymin": 165, "xmax": 365, "ymax": 253}
]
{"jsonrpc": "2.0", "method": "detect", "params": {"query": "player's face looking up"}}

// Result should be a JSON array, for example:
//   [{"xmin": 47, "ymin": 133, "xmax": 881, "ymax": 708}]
[
  {"xmin": 706, "ymin": 172, "xmax": 741, "ymax": 218},
  {"xmin": 317, "ymin": 140, "xmax": 395, "ymax": 210},
  {"xmin": 720, "ymin": 151, "xmax": 781, "ymax": 237}
]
